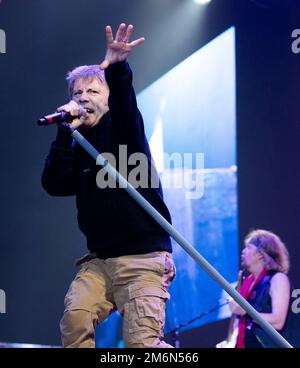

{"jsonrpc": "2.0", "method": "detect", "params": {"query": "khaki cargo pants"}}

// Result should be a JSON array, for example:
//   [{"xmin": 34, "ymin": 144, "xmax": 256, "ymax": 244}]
[{"xmin": 60, "ymin": 251, "xmax": 176, "ymax": 348}]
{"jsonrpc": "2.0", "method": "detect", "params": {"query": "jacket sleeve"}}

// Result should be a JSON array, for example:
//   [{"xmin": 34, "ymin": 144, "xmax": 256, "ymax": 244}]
[
  {"xmin": 104, "ymin": 61, "xmax": 145, "ymax": 140},
  {"xmin": 41, "ymin": 127, "xmax": 78, "ymax": 196}
]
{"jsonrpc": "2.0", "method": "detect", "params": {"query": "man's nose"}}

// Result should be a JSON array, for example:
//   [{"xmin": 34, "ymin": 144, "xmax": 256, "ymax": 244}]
[{"xmin": 79, "ymin": 92, "xmax": 89, "ymax": 103}]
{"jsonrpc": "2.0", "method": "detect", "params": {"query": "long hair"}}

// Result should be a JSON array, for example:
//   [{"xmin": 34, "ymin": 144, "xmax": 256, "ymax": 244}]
[{"xmin": 244, "ymin": 229, "xmax": 290, "ymax": 274}]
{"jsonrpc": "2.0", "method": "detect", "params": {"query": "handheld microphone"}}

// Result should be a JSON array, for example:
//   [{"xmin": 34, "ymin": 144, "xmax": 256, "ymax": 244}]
[{"xmin": 37, "ymin": 109, "xmax": 85, "ymax": 126}]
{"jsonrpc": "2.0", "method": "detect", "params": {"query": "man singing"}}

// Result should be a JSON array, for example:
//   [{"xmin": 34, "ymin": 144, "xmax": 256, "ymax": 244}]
[{"xmin": 42, "ymin": 23, "xmax": 175, "ymax": 348}]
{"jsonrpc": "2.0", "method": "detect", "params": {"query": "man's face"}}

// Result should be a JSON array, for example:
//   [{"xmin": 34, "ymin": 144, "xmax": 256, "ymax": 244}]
[{"xmin": 72, "ymin": 77, "xmax": 109, "ymax": 127}]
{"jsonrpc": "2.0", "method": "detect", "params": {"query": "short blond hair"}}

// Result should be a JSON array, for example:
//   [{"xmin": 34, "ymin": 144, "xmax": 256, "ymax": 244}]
[{"xmin": 245, "ymin": 229, "xmax": 290, "ymax": 274}]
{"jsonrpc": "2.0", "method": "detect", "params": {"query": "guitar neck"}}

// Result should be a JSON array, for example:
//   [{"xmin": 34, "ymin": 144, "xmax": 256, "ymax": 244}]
[{"xmin": 226, "ymin": 270, "xmax": 244, "ymax": 341}]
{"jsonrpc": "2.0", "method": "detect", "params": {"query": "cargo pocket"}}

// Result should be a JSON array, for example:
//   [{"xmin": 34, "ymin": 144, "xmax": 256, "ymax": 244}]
[{"xmin": 123, "ymin": 286, "xmax": 169, "ymax": 346}]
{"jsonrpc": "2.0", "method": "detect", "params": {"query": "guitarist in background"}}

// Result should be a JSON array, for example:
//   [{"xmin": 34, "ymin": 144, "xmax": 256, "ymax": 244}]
[{"xmin": 230, "ymin": 229, "xmax": 292, "ymax": 348}]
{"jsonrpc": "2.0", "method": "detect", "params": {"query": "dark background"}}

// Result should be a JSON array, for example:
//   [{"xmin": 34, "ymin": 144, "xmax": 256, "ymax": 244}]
[{"xmin": 0, "ymin": 0, "xmax": 299, "ymax": 347}]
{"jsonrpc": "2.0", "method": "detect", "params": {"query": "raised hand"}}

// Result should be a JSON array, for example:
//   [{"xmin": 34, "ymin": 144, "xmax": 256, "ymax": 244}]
[{"xmin": 100, "ymin": 23, "xmax": 145, "ymax": 70}]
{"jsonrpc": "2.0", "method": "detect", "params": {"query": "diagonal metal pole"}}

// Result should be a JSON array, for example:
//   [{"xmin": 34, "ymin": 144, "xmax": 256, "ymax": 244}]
[{"xmin": 72, "ymin": 128, "xmax": 293, "ymax": 348}]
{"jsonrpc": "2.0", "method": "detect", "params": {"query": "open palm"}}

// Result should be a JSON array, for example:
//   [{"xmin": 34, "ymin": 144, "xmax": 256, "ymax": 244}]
[{"xmin": 100, "ymin": 23, "xmax": 145, "ymax": 70}]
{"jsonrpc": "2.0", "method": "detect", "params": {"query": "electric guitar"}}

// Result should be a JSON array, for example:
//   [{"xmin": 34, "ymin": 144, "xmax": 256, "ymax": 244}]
[{"xmin": 216, "ymin": 270, "xmax": 244, "ymax": 348}]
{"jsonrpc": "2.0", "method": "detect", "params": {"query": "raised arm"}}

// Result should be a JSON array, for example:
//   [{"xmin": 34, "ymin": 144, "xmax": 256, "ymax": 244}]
[{"xmin": 100, "ymin": 24, "xmax": 146, "ymax": 139}]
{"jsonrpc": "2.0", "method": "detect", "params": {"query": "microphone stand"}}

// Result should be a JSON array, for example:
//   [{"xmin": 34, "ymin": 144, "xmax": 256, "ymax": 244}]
[
  {"xmin": 40, "ymin": 123, "xmax": 292, "ymax": 349},
  {"xmin": 166, "ymin": 300, "xmax": 229, "ymax": 348}
]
